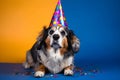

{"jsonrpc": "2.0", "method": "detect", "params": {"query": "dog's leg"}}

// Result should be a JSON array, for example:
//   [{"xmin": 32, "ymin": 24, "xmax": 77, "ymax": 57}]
[
  {"xmin": 23, "ymin": 51, "xmax": 34, "ymax": 69},
  {"xmin": 64, "ymin": 65, "xmax": 74, "ymax": 75},
  {"xmin": 34, "ymin": 64, "xmax": 46, "ymax": 77}
]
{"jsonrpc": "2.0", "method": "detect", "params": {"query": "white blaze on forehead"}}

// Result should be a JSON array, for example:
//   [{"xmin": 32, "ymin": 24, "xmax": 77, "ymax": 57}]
[
  {"xmin": 54, "ymin": 27, "xmax": 60, "ymax": 34},
  {"xmin": 51, "ymin": 26, "xmax": 64, "ymax": 31}
]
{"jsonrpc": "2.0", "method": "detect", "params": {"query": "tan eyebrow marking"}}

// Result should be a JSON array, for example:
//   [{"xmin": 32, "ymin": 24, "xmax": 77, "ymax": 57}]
[{"xmin": 52, "ymin": 26, "xmax": 56, "ymax": 31}]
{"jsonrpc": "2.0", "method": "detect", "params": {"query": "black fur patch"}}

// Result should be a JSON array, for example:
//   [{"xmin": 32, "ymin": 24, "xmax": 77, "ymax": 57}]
[
  {"xmin": 30, "ymin": 27, "xmax": 51, "ymax": 63},
  {"xmin": 63, "ymin": 28, "xmax": 75, "ymax": 59},
  {"xmin": 37, "ymin": 27, "xmax": 51, "ymax": 50},
  {"xmin": 65, "ymin": 28, "xmax": 75, "ymax": 52}
]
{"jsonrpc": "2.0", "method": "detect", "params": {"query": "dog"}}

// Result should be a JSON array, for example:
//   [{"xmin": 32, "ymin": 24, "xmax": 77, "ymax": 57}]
[{"xmin": 23, "ymin": 26, "xmax": 80, "ymax": 77}]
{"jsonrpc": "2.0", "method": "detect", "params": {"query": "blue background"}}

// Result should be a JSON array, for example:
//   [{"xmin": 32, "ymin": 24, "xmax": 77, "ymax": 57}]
[
  {"xmin": 0, "ymin": 0, "xmax": 120, "ymax": 80},
  {"xmin": 62, "ymin": 0, "xmax": 120, "ymax": 64}
]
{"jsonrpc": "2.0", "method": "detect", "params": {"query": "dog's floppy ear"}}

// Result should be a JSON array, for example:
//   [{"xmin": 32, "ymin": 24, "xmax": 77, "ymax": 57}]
[
  {"xmin": 30, "ymin": 26, "xmax": 50, "ymax": 63},
  {"xmin": 65, "ymin": 28, "xmax": 74, "ymax": 52},
  {"xmin": 66, "ymin": 28, "xmax": 80, "ymax": 53},
  {"xmin": 37, "ymin": 26, "xmax": 51, "ymax": 50}
]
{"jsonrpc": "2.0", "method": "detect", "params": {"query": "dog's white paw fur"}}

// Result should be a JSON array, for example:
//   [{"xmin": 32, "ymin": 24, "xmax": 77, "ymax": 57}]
[
  {"xmin": 34, "ymin": 71, "xmax": 45, "ymax": 77},
  {"xmin": 23, "ymin": 62, "xmax": 30, "ymax": 69},
  {"xmin": 64, "ymin": 69, "xmax": 73, "ymax": 75}
]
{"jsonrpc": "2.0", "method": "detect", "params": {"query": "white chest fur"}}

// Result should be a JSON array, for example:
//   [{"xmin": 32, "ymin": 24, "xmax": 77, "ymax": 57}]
[
  {"xmin": 48, "ymin": 48, "xmax": 63, "ymax": 60},
  {"xmin": 38, "ymin": 48, "xmax": 73, "ymax": 74}
]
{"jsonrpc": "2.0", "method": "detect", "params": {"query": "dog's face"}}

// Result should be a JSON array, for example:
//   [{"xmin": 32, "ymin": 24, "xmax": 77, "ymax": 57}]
[{"xmin": 46, "ymin": 26, "xmax": 68, "ymax": 49}]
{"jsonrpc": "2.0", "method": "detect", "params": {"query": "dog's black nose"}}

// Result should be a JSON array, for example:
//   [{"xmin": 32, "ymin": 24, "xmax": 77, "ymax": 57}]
[{"xmin": 53, "ymin": 34, "xmax": 59, "ymax": 40}]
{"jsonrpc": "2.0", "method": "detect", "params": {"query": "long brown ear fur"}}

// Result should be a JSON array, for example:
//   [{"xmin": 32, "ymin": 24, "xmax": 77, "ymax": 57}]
[
  {"xmin": 65, "ymin": 28, "xmax": 79, "ymax": 53},
  {"xmin": 37, "ymin": 26, "xmax": 51, "ymax": 50},
  {"xmin": 30, "ymin": 26, "xmax": 50, "ymax": 63},
  {"xmin": 37, "ymin": 26, "xmax": 48, "ymax": 41}
]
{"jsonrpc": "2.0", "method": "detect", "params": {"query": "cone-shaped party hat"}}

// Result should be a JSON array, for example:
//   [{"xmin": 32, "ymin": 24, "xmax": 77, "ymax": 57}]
[{"xmin": 49, "ymin": 0, "xmax": 68, "ymax": 28}]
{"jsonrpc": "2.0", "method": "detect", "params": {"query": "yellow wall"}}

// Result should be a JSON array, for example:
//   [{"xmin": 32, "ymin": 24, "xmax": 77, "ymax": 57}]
[{"xmin": 0, "ymin": 0, "xmax": 57, "ymax": 63}]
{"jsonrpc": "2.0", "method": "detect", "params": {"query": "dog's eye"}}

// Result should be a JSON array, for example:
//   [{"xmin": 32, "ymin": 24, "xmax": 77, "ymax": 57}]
[
  {"xmin": 61, "ymin": 30, "xmax": 66, "ymax": 36},
  {"xmin": 49, "ymin": 30, "xmax": 54, "ymax": 35}
]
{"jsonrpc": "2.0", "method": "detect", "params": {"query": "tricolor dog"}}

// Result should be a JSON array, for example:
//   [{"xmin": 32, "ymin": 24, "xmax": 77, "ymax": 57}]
[{"xmin": 23, "ymin": 26, "xmax": 80, "ymax": 77}]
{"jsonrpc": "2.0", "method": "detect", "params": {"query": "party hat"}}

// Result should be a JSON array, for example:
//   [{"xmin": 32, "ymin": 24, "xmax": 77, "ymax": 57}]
[{"xmin": 49, "ymin": 0, "xmax": 68, "ymax": 28}]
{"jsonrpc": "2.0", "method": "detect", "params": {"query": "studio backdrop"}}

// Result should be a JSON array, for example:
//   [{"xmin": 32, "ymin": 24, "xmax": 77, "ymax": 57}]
[{"xmin": 0, "ymin": 0, "xmax": 120, "ymax": 64}]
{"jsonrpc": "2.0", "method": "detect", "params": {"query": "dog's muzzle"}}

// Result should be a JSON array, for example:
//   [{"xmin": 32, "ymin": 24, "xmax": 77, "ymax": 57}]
[
  {"xmin": 51, "ymin": 34, "xmax": 61, "ymax": 49},
  {"xmin": 51, "ymin": 41, "xmax": 61, "ymax": 49}
]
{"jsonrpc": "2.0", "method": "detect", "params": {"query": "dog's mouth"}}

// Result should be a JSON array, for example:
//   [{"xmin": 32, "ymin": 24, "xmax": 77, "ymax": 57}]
[{"xmin": 51, "ymin": 41, "xmax": 61, "ymax": 49}]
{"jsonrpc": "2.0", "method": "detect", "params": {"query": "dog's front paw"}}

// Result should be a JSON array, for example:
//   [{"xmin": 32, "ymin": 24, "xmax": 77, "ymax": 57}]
[
  {"xmin": 34, "ymin": 71, "xmax": 45, "ymax": 77},
  {"xmin": 64, "ymin": 69, "xmax": 73, "ymax": 76}
]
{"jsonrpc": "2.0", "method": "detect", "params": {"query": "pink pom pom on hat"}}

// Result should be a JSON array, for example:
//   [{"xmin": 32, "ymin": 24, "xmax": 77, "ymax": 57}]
[{"xmin": 49, "ymin": 0, "xmax": 68, "ymax": 28}]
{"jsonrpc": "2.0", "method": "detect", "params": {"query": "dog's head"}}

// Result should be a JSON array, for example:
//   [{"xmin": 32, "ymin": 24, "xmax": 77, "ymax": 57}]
[
  {"xmin": 31, "ymin": 26, "xmax": 79, "ymax": 62},
  {"xmin": 37, "ymin": 26, "xmax": 74, "ymax": 51},
  {"xmin": 48, "ymin": 26, "xmax": 68, "ymax": 49}
]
